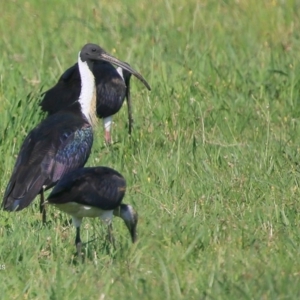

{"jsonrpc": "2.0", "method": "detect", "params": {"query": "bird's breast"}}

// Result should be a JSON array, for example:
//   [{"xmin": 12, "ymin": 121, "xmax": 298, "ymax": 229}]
[{"xmin": 52, "ymin": 202, "xmax": 113, "ymax": 223}]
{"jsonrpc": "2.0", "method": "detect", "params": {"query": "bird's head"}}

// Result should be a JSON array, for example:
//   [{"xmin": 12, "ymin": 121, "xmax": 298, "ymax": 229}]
[
  {"xmin": 79, "ymin": 43, "xmax": 151, "ymax": 91},
  {"xmin": 114, "ymin": 204, "xmax": 138, "ymax": 243}
]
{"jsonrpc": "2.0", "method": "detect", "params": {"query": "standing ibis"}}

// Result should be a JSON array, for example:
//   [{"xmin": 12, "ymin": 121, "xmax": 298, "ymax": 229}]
[
  {"xmin": 2, "ymin": 43, "xmax": 148, "ymax": 223},
  {"xmin": 40, "ymin": 58, "xmax": 151, "ymax": 144},
  {"xmin": 46, "ymin": 166, "xmax": 138, "ymax": 257}
]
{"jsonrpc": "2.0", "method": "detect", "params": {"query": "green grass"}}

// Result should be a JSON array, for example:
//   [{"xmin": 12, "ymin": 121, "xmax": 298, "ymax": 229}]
[{"xmin": 1, "ymin": 0, "xmax": 300, "ymax": 298}]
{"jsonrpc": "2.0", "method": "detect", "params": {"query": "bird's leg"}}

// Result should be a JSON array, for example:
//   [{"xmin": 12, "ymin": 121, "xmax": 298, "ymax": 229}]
[
  {"xmin": 72, "ymin": 217, "xmax": 83, "ymax": 262},
  {"xmin": 107, "ymin": 223, "xmax": 116, "ymax": 249},
  {"xmin": 103, "ymin": 116, "xmax": 113, "ymax": 144},
  {"xmin": 126, "ymin": 85, "xmax": 133, "ymax": 135},
  {"xmin": 40, "ymin": 186, "xmax": 47, "ymax": 224},
  {"xmin": 105, "ymin": 131, "xmax": 111, "ymax": 145},
  {"xmin": 75, "ymin": 227, "xmax": 83, "ymax": 261}
]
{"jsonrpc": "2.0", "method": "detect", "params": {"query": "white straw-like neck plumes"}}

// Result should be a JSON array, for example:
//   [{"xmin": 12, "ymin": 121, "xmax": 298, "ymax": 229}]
[
  {"xmin": 116, "ymin": 67, "xmax": 124, "ymax": 81},
  {"xmin": 77, "ymin": 52, "xmax": 97, "ymax": 126}
]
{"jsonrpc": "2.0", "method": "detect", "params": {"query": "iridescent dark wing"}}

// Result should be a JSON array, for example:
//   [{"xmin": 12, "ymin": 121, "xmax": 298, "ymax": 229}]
[{"xmin": 2, "ymin": 112, "xmax": 93, "ymax": 211}]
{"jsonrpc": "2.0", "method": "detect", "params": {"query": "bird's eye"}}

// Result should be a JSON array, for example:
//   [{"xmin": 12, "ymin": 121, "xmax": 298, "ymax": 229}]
[{"xmin": 92, "ymin": 48, "xmax": 96, "ymax": 52}]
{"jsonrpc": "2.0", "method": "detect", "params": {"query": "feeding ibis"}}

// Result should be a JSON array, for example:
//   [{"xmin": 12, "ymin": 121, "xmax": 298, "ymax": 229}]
[
  {"xmin": 40, "ymin": 58, "xmax": 151, "ymax": 144},
  {"xmin": 46, "ymin": 166, "xmax": 138, "ymax": 257},
  {"xmin": 2, "ymin": 43, "xmax": 147, "ymax": 223}
]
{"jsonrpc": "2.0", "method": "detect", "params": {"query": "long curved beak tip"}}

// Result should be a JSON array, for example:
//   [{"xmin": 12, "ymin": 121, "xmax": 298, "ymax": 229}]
[{"xmin": 100, "ymin": 53, "xmax": 151, "ymax": 91}]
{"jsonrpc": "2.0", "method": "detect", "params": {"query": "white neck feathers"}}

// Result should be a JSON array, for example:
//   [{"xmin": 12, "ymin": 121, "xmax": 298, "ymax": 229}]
[
  {"xmin": 116, "ymin": 67, "xmax": 124, "ymax": 81},
  {"xmin": 77, "ymin": 52, "xmax": 97, "ymax": 126}
]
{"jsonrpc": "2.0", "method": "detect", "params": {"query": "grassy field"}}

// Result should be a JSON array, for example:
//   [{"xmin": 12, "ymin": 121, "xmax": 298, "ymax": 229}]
[{"xmin": 1, "ymin": 0, "xmax": 300, "ymax": 298}]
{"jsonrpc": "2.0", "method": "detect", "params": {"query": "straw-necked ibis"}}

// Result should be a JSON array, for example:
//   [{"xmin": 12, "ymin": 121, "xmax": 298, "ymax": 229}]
[
  {"xmin": 40, "ymin": 59, "xmax": 151, "ymax": 144},
  {"xmin": 2, "ymin": 43, "xmax": 147, "ymax": 223},
  {"xmin": 46, "ymin": 166, "xmax": 138, "ymax": 257}
]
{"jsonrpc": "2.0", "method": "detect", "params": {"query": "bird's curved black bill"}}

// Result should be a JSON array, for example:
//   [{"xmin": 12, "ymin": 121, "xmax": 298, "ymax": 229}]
[{"xmin": 99, "ymin": 53, "xmax": 151, "ymax": 91}]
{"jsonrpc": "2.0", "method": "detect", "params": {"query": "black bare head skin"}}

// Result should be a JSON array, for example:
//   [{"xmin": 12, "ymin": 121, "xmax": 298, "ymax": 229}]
[{"xmin": 80, "ymin": 43, "xmax": 107, "ymax": 62}]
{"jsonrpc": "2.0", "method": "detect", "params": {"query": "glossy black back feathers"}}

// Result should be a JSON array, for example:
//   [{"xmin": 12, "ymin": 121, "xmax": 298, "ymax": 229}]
[{"xmin": 47, "ymin": 167, "xmax": 126, "ymax": 210}]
